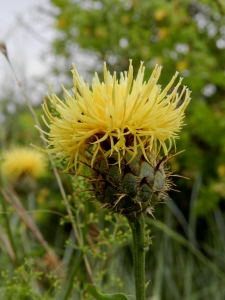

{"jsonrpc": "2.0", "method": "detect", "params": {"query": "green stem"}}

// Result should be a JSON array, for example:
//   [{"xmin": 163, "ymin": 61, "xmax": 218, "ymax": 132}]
[
  {"xmin": 1, "ymin": 197, "xmax": 19, "ymax": 267},
  {"xmin": 63, "ymin": 251, "xmax": 83, "ymax": 300},
  {"xmin": 129, "ymin": 214, "xmax": 146, "ymax": 300}
]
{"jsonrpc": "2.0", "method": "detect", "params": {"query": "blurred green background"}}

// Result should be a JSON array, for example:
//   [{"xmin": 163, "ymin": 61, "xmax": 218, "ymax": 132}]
[{"xmin": 1, "ymin": 0, "xmax": 225, "ymax": 299}]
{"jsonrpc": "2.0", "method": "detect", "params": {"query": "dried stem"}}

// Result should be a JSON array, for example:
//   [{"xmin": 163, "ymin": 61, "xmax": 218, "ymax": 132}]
[
  {"xmin": 0, "ymin": 208, "xmax": 18, "ymax": 267},
  {"xmin": 0, "ymin": 187, "xmax": 50, "ymax": 253},
  {"xmin": 0, "ymin": 226, "xmax": 17, "ymax": 263}
]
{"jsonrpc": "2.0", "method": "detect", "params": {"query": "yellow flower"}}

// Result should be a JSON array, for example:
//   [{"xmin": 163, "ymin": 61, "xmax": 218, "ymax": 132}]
[
  {"xmin": 154, "ymin": 9, "xmax": 168, "ymax": 21},
  {"xmin": 176, "ymin": 60, "xmax": 189, "ymax": 72},
  {"xmin": 40, "ymin": 61, "xmax": 190, "ymax": 173},
  {"xmin": 218, "ymin": 164, "xmax": 225, "ymax": 178},
  {"xmin": 158, "ymin": 27, "xmax": 170, "ymax": 39},
  {"xmin": 2, "ymin": 147, "xmax": 45, "ymax": 180}
]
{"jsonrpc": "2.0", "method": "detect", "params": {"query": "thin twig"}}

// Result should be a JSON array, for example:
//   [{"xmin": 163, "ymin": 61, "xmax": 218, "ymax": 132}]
[
  {"xmin": 0, "ymin": 225, "xmax": 17, "ymax": 265},
  {"xmin": 0, "ymin": 187, "xmax": 50, "ymax": 253},
  {"xmin": 0, "ymin": 195, "xmax": 19, "ymax": 267}
]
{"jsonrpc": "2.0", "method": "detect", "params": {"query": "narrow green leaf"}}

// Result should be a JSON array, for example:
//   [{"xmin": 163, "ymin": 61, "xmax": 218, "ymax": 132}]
[{"xmin": 87, "ymin": 285, "xmax": 130, "ymax": 300}]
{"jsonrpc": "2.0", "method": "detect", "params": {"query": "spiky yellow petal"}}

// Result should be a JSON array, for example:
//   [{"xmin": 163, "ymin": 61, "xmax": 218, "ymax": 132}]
[{"xmin": 40, "ymin": 61, "xmax": 190, "ymax": 173}]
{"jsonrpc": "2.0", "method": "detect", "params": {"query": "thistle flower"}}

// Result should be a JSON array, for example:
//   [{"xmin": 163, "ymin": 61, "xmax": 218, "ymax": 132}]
[
  {"xmin": 40, "ymin": 61, "xmax": 190, "ymax": 218},
  {"xmin": 1, "ymin": 147, "xmax": 45, "ymax": 192}
]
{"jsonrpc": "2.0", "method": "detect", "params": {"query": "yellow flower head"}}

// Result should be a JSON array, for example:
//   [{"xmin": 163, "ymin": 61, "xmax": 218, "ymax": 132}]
[
  {"xmin": 2, "ymin": 147, "xmax": 45, "ymax": 181},
  {"xmin": 40, "ymin": 61, "xmax": 190, "ymax": 173}
]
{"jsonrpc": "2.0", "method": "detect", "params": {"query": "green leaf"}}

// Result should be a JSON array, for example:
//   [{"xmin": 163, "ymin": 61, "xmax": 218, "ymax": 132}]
[{"xmin": 87, "ymin": 285, "xmax": 130, "ymax": 300}]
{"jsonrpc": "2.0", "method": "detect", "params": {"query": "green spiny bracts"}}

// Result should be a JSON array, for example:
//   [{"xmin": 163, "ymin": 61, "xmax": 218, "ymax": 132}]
[{"xmin": 92, "ymin": 147, "xmax": 172, "ymax": 219}]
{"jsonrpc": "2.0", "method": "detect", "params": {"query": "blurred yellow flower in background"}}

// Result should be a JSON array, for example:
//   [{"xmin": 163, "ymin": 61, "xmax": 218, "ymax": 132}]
[
  {"xmin": 2, "ymin": 147, "xmax": 45, "ymax": 181},
  {"xmin": 158, "ymin": 27, "xmax": 170, "ymax": 39},
  {"xmin": 176, "ymin": 60, "xmax": 189, "ymax": 72},
  {"xmin": 217, "ymin": 164, "xmax": 225, "ymax": 178},
  {"xmin": 154, "ymin": 9, "xmax": 168, "ymax": 21}
]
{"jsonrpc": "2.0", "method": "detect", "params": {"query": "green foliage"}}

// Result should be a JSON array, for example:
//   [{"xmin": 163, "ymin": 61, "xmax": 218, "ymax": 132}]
[
  {"xmin": 0, "ymin": 260, "xmax": 60, "ymax": 300},
  {"xmin": 87, "ymin": 285, "xmax": 129, "ymax": 300},
  {"xmin": 194, "ymin": 182, "xmax": 220, "ymax": 215},
  {"xmin": 146, "ymin": 208, "xmax": 225, "ymax": 299}
]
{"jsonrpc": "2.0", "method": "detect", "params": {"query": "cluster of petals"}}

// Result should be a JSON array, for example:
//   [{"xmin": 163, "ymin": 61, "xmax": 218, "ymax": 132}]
[{"xmin": 40, "ymin": 60, "xmax": 191, "ymax": 172}]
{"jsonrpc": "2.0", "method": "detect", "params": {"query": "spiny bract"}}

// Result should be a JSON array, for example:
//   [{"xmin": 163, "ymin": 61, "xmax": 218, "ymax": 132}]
[{"xmin": 92, "ymin": 146, "xmax": 173, "ymax": 218}]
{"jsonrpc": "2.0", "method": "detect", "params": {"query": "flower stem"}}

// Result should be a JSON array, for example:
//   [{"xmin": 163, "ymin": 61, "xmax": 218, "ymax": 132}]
[{"xmin": 129, "ymin": 214, "xmax": 146, "ymax": 300}]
